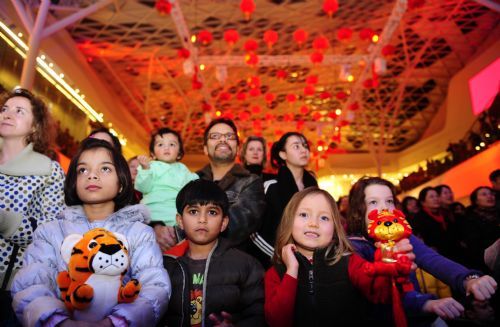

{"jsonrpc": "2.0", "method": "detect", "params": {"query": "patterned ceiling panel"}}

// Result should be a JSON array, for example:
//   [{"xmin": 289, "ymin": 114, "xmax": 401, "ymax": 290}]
[{"xmin": 44, "ymin": 0, "xmax": 500, "ymax": 154}]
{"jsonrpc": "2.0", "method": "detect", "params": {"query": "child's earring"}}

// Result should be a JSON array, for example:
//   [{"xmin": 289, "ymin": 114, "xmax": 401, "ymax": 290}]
[{"xmin": 119, "ymin": 186, "xmax": 123, "ymax": 194}]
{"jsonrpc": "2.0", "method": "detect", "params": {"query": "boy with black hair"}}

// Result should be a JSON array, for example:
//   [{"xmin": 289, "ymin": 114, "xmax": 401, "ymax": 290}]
[{"xmin": 162, "ymin": 179, "xmax": 264, "ymax": 327}]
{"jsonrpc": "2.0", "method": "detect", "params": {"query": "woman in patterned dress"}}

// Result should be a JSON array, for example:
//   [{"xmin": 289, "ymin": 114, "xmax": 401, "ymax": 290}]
[{"xmin": 0, "ymin": 88, "xmax": 65, "ymax": 322}]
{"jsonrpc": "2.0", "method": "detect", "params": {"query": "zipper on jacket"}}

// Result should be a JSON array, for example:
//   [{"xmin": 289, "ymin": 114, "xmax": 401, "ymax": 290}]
[
  {"xmin": 201, "ymin": 239, "xmax": 219, "ymax": 327},
  {"xmin": 307, "ymin": 269, "xmax": 314, "ymax": 294},
  {"xmin": 179, "ymin": 261, "xmax": 187, "ymax": 327}
]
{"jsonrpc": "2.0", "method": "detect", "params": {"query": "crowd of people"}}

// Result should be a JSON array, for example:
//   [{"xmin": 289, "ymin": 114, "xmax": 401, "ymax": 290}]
[
  {"xmin": 399, "ymin": 109, "xmax": 499, "ymax": 192},
  {"xmin": 0, "ymin": 88, "xmax": 498, "ymax": 327}
]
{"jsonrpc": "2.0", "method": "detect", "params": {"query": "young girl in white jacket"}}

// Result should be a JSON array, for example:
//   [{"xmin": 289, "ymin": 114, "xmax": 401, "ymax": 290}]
[{"xmin": 11, "ymin": 138, "xmax": 171, "ymax": 327}]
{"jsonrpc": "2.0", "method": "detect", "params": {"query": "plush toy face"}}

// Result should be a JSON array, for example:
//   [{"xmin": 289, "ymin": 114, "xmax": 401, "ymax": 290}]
[
  {"xmin": 61, "ymin": 228, "xmax": 130, "ymax": 278},
  {"xmin": 367, "ymin": 209, "xmax": 412, "ymax": 242}
]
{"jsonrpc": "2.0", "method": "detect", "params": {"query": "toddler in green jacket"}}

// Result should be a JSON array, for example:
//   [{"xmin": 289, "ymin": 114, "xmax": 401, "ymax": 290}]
[{"xmin": 135, "ymin": 128, "xmax": 198, "ymax": 251}]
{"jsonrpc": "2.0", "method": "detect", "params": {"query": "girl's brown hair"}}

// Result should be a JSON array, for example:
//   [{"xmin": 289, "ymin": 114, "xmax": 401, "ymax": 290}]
[
  {"xmin": 273, "ymin": 187, "xmax": 353, "ymax": 266},
  {"xmin": 347, "ymin": 176, "xmax": 398, "ymax": 238},
  {"xmin": 1, "ymin": 88, "xmax": 54, "ymax": 156}
]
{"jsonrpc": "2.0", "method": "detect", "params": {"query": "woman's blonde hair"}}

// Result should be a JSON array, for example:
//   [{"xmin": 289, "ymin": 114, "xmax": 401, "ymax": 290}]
[{"xmin": 273, "ymin": 187, "xmax": 353, "ymax": 266}]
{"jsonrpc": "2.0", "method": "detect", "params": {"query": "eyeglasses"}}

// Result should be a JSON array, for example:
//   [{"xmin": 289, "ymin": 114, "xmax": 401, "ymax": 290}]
[{"xmin": 208, "ymin": 132, "xmax": 237, "ymax": 141}]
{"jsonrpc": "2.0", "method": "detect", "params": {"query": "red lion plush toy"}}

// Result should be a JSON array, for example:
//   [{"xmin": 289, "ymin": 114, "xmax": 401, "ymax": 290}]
[{"xmin": 364, "ymin": 209, "xmax": 414, "ymax": 327}]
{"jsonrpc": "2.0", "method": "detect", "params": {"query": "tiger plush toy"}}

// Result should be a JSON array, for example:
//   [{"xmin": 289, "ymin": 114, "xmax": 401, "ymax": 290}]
[{"xmin": 57, "ymin": 228, "xmax": 141, "ymax": 322}]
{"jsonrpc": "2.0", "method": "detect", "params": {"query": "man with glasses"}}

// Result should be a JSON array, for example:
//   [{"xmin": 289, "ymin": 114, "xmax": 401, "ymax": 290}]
[{"xmin": 197, "ymin": 118, "xmax": 266, "ymax": 246}]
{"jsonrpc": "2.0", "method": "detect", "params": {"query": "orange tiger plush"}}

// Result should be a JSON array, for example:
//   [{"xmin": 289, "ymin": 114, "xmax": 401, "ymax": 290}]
[{"xmin": 57, "ymin": 228, "xmax": 141, "ymax": 322}]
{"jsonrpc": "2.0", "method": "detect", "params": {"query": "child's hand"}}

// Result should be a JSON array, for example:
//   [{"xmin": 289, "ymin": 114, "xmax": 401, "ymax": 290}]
[
  {"xmin": 154, "ymin": 225, "xmax": 177, "ymax": 252},
  {"xmin": 282, "ymin": 244, "xmax": 299, "ymax": 278},
  {"xmin": 423, "ymin": 298, "xmax": 464, "ymax": 320},
  {"xmin": 137, "ymin": 155, "xmax": 151, "ymax": 170},
  {"xmin": 464, "ymin": 275, "xmax": 497, "ymax": 301},
  {"xmin": 375, "ymin": 238, "xmax": 417, "ymax": 271},
  {"xmin": 208, "ymin": 311, "xmax": 234, "ymax": 327}
]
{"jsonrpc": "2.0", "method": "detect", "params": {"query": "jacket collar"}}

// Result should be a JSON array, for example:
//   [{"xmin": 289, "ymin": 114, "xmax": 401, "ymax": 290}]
[
  {"xmin": 60, "ymin": 204, "xmax": 151, "ymax": 225},
  {"xmin": 164, "ymin": 238, "xmax": 232, "ymax": 258},
  {"xmin": 0, "ymin": 143, "xmax": 52, "ymax": 176},
  {"xmin": 197, "ymin": 163, "xmax": 250, "ymax": 190}
]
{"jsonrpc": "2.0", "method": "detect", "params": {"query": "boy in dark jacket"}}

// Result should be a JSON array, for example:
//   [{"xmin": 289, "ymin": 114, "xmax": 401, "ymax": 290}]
[{"xmin": 162, "ymin": 179, "xmax": 265, "ymax": 327}]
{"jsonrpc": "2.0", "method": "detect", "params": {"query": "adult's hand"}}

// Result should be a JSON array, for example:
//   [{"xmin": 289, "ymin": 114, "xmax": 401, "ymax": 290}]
[
  {"xmin": 154, "ymin": 225, "xmax": 177, "ymax": 252},
  {"xmin": 423, "ymin": 298, "xmax": 464, "ymax": 320},
  {"xmin": 465, "ymin": 275, "xmax": 497, "ymax": 301}
]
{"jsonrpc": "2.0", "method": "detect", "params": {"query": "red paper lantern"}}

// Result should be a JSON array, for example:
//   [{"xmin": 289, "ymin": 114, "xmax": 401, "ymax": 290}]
[
  {"xmin": 240, "ymin": 0, "xmax": 256, "ymax": 20},
  {"xmin": 313, "ymin": 36, "xmax": 329, "ymax": 52},
  {"xmin": 286, "ymin": 94, "xmax": 297, "ymax": 103},
  {"xmin": 263, "ymin": 30, "xmax": 278, "ymax": 49},
  {"xmin": 265, "ymin": 113, "xmax": 275, "ymax": 120},
  {"xmin": 382, "ymin": 44, "xmax": 396, "ymax": 57},
  {"xmin": 293, "ymin": 29, "xmax": 308, "ymax": 46},
  {"xmin": 339, "ymin": 120, "xmax": 350, "ymax": 127},
  {"xmin": 239, "ymin": 111, "xmax": 251, "ymax": 120},
  {"xmin": 349, "ymin": 102, "xmax": 359, "ymax": 110},
  {"xmin": 320, "ymin": 91, "xmax": 331, "ymax": 99},
  {"xmin": 322, "ymin": 0, "xmax": 339, "ymax": 17},
  {"xmin": 335, "ymin": 91, "xmax": 347, "ymax": 100},
  {"xmin": 247, "ymin": 76, "xmax": 260, "ymax": 88},
  {"xmin": 264, "ymin": 93, "xmax": 276, "ymax": 103},
  {"xmin": 306, "ymin": 75, "xmax": 318, "ymax": 85},
  {"xmin": 223, "ymin": 112, "xmax": 235, "ymax": 120},
  {"xmin": 236, "ymin": 92, "xmax": 247, "ymax": 101},
  {"xmin": 296, "ymin": 120, "xmax": 305, "ymax": 130},
  {"xmin": 192, "ymin": 79, "xmax": 202, "ymax": 90},
  {"xmin": 177, "ymin": 48, "xmax": 190, "ymax": 59},
  {"xmin": 245, "ymin": 53, "xmax": 259, "ymax": 66},
  {"xmin": 283, "ymin": 113, "xmax": 293, "ymax": 122},
  {"xmin": 337, "ymin": 27, "xmax": 353, "ymax": 41},
  {"xmin": 310, "ymin": 52, "xmax": 324, "ymax": 64},
  {"xmin": 408, "ymin": 0, "xmax": 425, "ymax": 10},
  {"xmin": 253, "ymin": 120, "xmax": 262, "ymax": 130},
  {"xmin": 198, "ymin": 30, "xmax": 213, "ymax": 45},
  {"xmin": 218, "ymin": 92, "xmax": 231, "ymax": 101},
  {"xmin": 244, "ymin": 39, "xmax": 259, "ymax": 52},
  {"xmin": 359, "ymin": 28, "xmax": 375, "ymax": 41},
  {"xmin": 312, "ymin": 112, "xmax": 322, "ymax": 121},
  {"xmin": 276, "ymin": 69, "xmax": 288, "ymax": 80},
  {"xmin": 249, "ymin": 88, "xmax": 261, "ymax": 97},
  {"xmin": 155, "ymin": 0, "xmax": 172, "ymax": 15},
  {"xmin": 304, "ymin": 85, "xmax": 315, "ymax": 96},
  {"xmin": 224, "ymin": 29, "xmax": 239, "ymax": 46},
  {"xmin": 251, "ymin": 105, "xmax": 262, "ymax": 114},
  {"xmin": 327, "ymin": 111, "xmax": 338, "ymax": 119},
  {"xmin": 201, "ymin": 102, "xmax": 212, "ymax": 112},
  {"xmin": 300, "ymin": 105, "xmax": 309, "ymax": 114}
]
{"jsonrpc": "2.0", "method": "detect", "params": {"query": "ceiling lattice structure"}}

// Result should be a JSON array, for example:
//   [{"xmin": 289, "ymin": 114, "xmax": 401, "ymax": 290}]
[{"xmin": 29, "ymin": 0, "xmax": 500, "ymax": 155}]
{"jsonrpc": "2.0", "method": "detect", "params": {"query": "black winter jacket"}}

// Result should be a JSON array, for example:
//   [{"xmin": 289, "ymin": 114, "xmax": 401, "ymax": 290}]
[
  {"xmin": 162, "ymin": 239, "xmax": 265, "ymax": 327},
  {"xmin": 197, "ymin": 164, "xmax": 266, "ymax": 246}
]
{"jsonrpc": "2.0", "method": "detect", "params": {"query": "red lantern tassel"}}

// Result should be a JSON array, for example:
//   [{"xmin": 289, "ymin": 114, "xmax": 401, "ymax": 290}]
[{"xmin": 391, "ymin": 279, "xmax": 407, "ymax": 327}]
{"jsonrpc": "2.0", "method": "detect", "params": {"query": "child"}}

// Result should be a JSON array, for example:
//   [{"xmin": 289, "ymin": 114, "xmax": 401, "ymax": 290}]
[
  {"xmin": 135, "ymin": 128, "xmax": 198, "ymax": 251},
  {"xmin": 11, "ymin": 138, "xmax": 171, "ymax": 326},
  {"xmin": 347, "ymin": 176, "xmax": 497, "ymax": 323},
  {"xmin": 265, "ymin": 187, "xmax": 402, "ymax": 327},
  {"xmin": 163, "ymin": 179, "xmax": 265, "ymax": 327}
]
